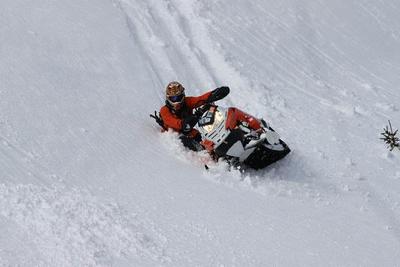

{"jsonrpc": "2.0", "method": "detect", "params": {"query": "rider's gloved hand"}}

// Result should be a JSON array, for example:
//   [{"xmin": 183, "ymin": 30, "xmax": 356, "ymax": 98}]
[
  {"xmin": 182, "ymin": 115, "xmax": 198, "ymax": 133},
  {"xmin": 207, "ymin": 86, "xmax": 230, "ymax": 103},
  {"xmin": 150, "ymin": 111, "xmax": 165, "ymax": 129}
]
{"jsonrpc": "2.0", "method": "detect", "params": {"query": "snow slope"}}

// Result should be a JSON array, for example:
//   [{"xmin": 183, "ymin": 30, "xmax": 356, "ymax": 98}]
[{"xmin": 1, "ymin": 0, "xmax": 400, "ymax": 266}]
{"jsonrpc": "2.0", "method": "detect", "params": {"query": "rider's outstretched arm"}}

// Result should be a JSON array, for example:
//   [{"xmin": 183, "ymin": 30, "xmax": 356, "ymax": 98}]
[{"xmin": 186, "ymin": 86, "xmax": 230, "ymax": 109}]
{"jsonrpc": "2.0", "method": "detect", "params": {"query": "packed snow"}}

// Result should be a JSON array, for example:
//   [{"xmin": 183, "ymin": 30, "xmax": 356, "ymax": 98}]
[{"xmin": 1, "ymin": 0, "xmax": 399, "ymax": 266}]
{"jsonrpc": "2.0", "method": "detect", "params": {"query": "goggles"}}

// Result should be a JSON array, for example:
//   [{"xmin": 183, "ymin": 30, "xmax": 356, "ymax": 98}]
[{"xmin": 168, "ymin": 93, "xmax": 185, "ymax": 103}]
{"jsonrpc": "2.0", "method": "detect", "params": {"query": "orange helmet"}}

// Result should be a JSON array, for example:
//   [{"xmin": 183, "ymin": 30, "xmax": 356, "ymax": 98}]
[{"xmin": 166, "ymin": 81, "xmax": 185, "ymax": 110}]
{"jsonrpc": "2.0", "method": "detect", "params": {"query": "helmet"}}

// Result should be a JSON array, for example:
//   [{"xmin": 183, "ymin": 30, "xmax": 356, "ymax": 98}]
[{"xmin": 166, "ymin": 81, "xmax": 185, "ymax": 111}]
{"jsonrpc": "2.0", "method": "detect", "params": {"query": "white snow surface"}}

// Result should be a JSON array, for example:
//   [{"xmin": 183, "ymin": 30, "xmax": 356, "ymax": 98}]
[{"xmin": 1, "ymin": 0, "xmax": 400, "ymax": 266}]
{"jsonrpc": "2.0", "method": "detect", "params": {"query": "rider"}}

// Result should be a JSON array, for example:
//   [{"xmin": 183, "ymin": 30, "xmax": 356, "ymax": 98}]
[{"xmin": 159, "ymin": 81, "xmax": 229, "ymax": 151}]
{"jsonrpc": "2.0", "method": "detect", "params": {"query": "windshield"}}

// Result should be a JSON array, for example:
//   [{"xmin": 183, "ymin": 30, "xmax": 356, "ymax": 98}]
[{"xmin": 201, "ymin": 109, "xmax": 224, "ymax": 133}]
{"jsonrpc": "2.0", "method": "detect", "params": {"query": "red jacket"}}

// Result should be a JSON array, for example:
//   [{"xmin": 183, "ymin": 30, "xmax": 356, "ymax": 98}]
[{"xmin": 160, "ymin": 91, "xmax": 212, "ymax": 136}]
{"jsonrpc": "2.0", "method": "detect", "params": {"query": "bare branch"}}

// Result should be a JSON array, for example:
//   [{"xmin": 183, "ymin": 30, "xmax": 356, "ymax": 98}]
[{"xmin": 381, "ymin": 120, "xmax": 400, "ymax": 151}]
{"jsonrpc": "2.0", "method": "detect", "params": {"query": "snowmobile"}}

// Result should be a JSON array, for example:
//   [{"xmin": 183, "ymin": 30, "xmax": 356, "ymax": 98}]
[
  {"xmin": 193, "ymin": 104, "xmax": 290, "ymax": 169},
  {"xmin": 151, "ymin": 101, "xmax": 290, "ymax": 169}
]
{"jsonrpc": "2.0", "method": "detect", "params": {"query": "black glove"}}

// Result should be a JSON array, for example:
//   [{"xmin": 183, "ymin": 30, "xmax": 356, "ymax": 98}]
[
  {"xmin": 150, "ymin": 111, "xmax": 166, "ymax": 130},
  {"xmin": 207, "ymin": 86, "xmax": 230, "ymax": 103},
  {"xmin": 181, "ymin": 115, "xmax": 198, "ymax": 133}
]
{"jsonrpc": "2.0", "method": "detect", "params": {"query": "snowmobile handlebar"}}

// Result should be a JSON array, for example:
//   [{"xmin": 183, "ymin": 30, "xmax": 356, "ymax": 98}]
[{"xmin": 194, "ymin": 103, "xmax": 214, "ymax": 118}]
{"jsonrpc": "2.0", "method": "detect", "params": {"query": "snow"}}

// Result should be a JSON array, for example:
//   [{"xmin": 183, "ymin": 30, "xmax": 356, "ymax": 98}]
[{"xmin": 1, "ymin": 0, "xmax": 400, "ymax": 266}]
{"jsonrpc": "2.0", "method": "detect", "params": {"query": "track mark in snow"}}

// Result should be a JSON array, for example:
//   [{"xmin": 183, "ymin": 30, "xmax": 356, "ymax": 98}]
[
  {"xmin": 114, "ymin": 0, "xmax": 270, "ymax": 115},
  {"xmin": 0, "ymin": 184, "xmax": 169, "ymax": 266}
]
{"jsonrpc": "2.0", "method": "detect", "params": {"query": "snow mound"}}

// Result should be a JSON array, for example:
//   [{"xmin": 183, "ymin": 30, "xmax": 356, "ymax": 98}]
[{"xmin": 0, "ymin": 184, "xmax": 168, "ymax": 266}]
